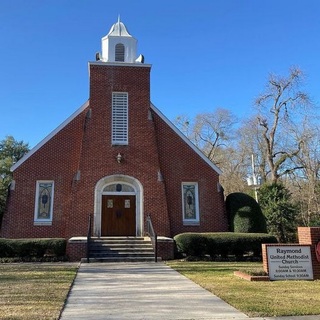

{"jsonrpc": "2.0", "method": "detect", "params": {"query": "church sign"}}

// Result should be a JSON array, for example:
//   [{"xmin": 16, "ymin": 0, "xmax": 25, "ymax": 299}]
[{"xmin": 266, "ymin": 245, "xmax": 313, "ymax": 280}]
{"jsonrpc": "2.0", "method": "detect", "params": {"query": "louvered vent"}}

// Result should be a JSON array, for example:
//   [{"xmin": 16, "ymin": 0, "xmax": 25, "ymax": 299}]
[
  {"xmin": 115, "ymin": 43, "xmax": 125, "ymax": 62},
  {"xmin": 112, "ymin": 92, "xmax": 128, "ymax": 145}
]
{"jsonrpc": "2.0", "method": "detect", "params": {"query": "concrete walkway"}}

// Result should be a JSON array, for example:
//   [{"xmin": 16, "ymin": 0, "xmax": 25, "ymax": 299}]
[{"xmin": 59, "ymin": 262, "xmax": 320, "ymax": 320}]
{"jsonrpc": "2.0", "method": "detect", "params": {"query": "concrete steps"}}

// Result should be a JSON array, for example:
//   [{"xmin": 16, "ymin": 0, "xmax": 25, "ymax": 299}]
[{"xmin": 85, "ymin": 237, "xmax": 156, "ymax": 262}]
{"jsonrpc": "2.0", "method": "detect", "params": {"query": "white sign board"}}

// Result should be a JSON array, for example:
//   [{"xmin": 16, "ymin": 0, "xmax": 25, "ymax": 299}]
[{"xmin": 267, "ymin": 246, "xmax": 313, "ymax": 280}]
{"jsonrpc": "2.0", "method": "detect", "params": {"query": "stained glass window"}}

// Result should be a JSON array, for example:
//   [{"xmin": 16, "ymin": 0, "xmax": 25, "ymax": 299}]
[
  {"xmin": 34, "ymin": 181, "xmax": 54, "ymax": 224},
  {"xmin": 182, "ymin": 182, "xmax": 199, "ymax": 224}
]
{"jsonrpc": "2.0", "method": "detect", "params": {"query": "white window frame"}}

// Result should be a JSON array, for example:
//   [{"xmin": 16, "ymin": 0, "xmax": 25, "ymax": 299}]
[
  {"xmin": 112, "ymin": 92, "xmax": 128, "ymax": 145},
  {"xmin": 181, "ymin": 182, "xmax": 200, "ymax": 225},
  {"xmin": 34, "ymin": 180, "xmax": 54, "ymax": 226}
]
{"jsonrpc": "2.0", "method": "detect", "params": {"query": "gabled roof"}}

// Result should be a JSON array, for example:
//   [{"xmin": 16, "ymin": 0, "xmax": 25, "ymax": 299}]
[
  {"xmin": 11, "ymin": 100, "xmax": 89, "ymax": 172},
  {"xmin": 11, "ymin": 99, "xmax": 222, "ymax": 176},
  {"xmin": 150, "ymin": 103, "xmax": 223, "ymax": 175}
]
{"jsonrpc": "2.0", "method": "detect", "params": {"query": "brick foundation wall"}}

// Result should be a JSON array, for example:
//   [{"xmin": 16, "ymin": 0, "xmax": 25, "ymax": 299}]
[
  {"xmin": 157, "ymin": 237, "xmax": 175, "ymax": 260},
  {"xmin": 67, "ymin": 238, "xmax": 87, "ymax": 262},
  {"xmin": 66, "ymin": 236, "xmax": 175, "ymax": 262}
]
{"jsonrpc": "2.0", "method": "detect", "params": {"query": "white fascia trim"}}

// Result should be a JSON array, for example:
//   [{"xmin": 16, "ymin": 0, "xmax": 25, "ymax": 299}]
[
  {"xmin": 89, "ymin": 61, "xmax": 152, "ymax": 68},
  {"xmin": 11, "ymin": 100, "xmax": 90, "ymax": 172},
  {"xmin": 150, "ymin": 102, "xmax": 223, "ymax": 175}
]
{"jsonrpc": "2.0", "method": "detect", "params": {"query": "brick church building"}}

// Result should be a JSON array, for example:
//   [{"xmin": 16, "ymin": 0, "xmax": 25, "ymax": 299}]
[{"xmin": 1, "ymin": 19, "xmax": 227, "ymax": 243}]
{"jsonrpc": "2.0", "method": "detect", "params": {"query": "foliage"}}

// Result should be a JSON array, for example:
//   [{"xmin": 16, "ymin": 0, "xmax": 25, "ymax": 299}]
[
  {"xmin": 0, "ymin": 182, "xmax": 8, "ymax": 227},
  {"xmin": 174, "ymin": 233, "xmax": 208, "ymax": 257},
  {"xmin": 174, "ymin": 232, "xmax": 277, "ymax": 260},
  {"xmin": 226, "ymin": 192, "xmax": 267, "ymax": 233},
  {"xmin": 258, "ymin": 183, "xmax": 298, "ymax": 242},
  {"xmin": 0, "ymin": 238, "xmax": 67, "ymax": 260},
  {"xmin": 0, "ymin": 136, "xmax": 29, "ymax": 226}
]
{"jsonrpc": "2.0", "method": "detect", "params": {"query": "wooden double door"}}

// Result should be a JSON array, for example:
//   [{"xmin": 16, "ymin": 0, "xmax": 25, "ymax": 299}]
[{"xmin": 101, "ymin": 195, "xmax": 136, "ymax": 236}]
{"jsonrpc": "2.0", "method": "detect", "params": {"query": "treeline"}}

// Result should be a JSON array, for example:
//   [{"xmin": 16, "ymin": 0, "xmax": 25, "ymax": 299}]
[
  {"xmin": 175, "ymin": 67, "xmax": 320, "ymax": 241},
  {"xmin": 0, "ymin": 136, "xmax": 29, "ymax": 227}
]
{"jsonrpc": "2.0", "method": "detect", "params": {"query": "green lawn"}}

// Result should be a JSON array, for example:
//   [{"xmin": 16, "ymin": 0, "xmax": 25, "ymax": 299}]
[
  {"xmin": 0, "ymin": 263, "xmax": 78, "ymax": 320},
  {"xmin": 167, "ymin": 260, "xmax": 320, "ymax": 317},
  {"xmin": 2, "ymin": 261, "xmax": 320, "ymax": 319}
]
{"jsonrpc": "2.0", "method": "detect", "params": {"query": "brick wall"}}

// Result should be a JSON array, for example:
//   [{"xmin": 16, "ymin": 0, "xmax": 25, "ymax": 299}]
[
  {"xmin": 1, "ymin": 62, "xmax": 227, "ymax": 240},
  {"xmin": 152, "ymin": 111, "xmax": 228, "ymax": 236},
  {"xmin": 1, "ymin": 108, "xmax": 86, "ymax": 238},
  {"xmin": 64, "ymin": 63, "xmax": 171, "ymax": 238},
  {"xmin": 67, "ymin": 238, "xmax": 87, "ymax": 262},
  {"xmin": 157, "ymin": 237, "xmax": 175, "ymax": 260}
]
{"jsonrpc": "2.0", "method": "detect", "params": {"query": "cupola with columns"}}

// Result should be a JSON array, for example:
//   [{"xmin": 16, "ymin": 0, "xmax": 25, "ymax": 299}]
[{"xmin": 97, "ymin": 17, "xmax": 144, "ymax": 63}]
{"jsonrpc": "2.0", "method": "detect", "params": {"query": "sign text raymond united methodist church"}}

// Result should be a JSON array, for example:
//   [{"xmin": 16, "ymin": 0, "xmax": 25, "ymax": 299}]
[{"xmin": 267, "ymin": 246, "xmax": 313, "ymax": 280}]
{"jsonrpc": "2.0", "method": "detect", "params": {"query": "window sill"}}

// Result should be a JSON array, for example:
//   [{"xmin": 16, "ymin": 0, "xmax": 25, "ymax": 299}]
[
  {"xmin": 34, "ymin": 221, "xmax": 52, "ymax": 226},
  {"xmin": 183, "ymin": 221, "xmax": 200, "ymax": 226}
]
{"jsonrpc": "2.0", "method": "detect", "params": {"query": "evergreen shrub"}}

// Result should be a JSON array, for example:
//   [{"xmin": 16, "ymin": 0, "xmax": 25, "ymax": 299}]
[
  {"xmin": 0, "ymin": 238, "xmax": 66, "ymax": 260},
  {"xmin": 226, "ymin": 192, "xmax": 267, "ymax": 233},
  {"xmin": 174, "ymin": 232, "xmax": 277, "ymax": 260}
]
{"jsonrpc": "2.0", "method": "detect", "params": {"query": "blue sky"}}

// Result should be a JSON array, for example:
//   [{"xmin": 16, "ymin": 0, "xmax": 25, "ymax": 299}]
[{"xmin": 1, "ymin": 0, "xmax": 320, "ymax": 147}]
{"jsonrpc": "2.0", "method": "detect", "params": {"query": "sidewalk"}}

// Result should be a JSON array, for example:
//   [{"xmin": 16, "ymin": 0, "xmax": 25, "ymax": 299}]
[{"xmin": 59, "ymin": 262, "xmax": 320, "ymax": 320}]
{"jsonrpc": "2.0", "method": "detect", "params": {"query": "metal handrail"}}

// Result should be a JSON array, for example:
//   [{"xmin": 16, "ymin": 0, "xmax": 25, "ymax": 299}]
[
  {"xmin": 146, "ymin": 215, "xmax": 158, "ymax": 262},
  {"xmin": 86, "ymin": 214, "xmax": 92, "ymax": 263}
]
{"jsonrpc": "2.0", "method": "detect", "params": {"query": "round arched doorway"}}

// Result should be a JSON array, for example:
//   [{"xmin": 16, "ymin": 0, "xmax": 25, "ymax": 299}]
[{"xmin": 94, "ymin": 175, "xmax": 143, "ymax": 237}]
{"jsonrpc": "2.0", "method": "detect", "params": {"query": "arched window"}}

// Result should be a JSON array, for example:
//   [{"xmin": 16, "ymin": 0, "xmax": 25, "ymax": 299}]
[
  {"xmin": 115, "ymin": 43, "xmax": 125, "ymax": 62},
  {"xmin": 103, "ymin": 183, "xmax": 134, "ymax": 193}
]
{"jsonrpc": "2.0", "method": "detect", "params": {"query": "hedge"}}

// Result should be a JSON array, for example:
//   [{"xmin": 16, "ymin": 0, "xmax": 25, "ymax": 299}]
[
  {"xmin": 174, "ymin": 232, "xmax": 277, "ymax": 260},
  {"xmin": 0, "ymin": 238, "xmax": 66, "ymax": 259}
]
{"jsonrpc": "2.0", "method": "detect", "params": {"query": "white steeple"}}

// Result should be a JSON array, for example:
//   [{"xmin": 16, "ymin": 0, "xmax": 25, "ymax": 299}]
[{"xmin": 99, "ymin": 17, "xmax": 143, "ymax": 63}]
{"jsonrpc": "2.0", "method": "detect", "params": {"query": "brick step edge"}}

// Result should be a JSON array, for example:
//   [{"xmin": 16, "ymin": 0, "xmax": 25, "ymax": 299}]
[{"xmin": 234, "ymin": 271, "xmax": 270, "ymax": 281}]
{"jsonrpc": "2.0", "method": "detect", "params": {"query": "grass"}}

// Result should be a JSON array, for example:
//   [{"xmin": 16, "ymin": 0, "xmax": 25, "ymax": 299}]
[
  {"xmin": 167, "ymin": 260, "xmax": 320, "ymax": 317},
  {"xmin": 2, "ymin": 261, "xmax": 320, "ymax": 319},
  {"xmin": 0, "ymin": 263, "xmax": 78, "ymax": 320}
]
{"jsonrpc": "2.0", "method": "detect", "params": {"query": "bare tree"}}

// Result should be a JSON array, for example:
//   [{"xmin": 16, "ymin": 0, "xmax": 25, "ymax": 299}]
[
  {"xmin": 236, "ymin": 117, "xmax": 269, "ymax": 183},
  {"xmin": 288, "ymin": 123, "xmax": 320, "ymax": 226},
  {"xmin": 218, "ymin": 146, "xmax": 248, "ymax": 195},
  {"xmin": 175, "ymin": 108, "xmax": 237, "ymax": 164},
  {"xmin": 255, "ymin": 67, "xmax": 311, "ymax": 183}
]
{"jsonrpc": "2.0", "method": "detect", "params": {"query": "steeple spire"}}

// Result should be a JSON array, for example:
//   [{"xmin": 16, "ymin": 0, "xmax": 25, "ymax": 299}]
[{"xmin": 117, "ymin": 15, "xmax": 121, "ymax": 35}]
